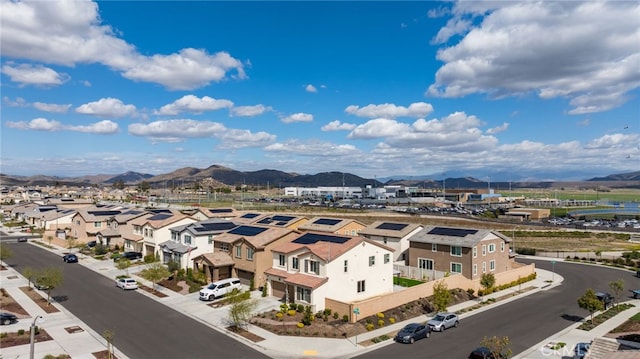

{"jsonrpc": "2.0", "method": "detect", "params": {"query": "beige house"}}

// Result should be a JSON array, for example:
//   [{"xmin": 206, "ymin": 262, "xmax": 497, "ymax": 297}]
[
  {"xmin": 70, "ymin": 206, "xmax": 128, "ymax": 244},
  {"xmin": 195, "ymin": 224, "xmax": 299, "ymax": 286},
  {"xmin": 250, "ymin": 213, "xmax": 309, "ymax": 230},
  {"xmin": 187, "ymin": 207, "xmax": 238, "ymax": 221},
  {"xmin": 359, "ymin": 220, "xmax": 423, "ymax": 263},
  {"xmin": 297, "ymin": 216, "xmax": 366, "ymax": 236},
  {"xmin": 408, "ymin": 226, "xmax": 513, "ymax": 280},
  {"xmin": 127, "ymin": 210, "xmax": 196, "ymax": 258}
]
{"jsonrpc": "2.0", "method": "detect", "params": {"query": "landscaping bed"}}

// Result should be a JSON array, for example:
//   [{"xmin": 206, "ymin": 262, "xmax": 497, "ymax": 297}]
[
  {"xmin": 0, "ymin": 327, "xmax": 53, "ymax": 348},
  {"xmin": 578, "ymin": 304, "xmax": 635, "ymax": 331},
  {"xmin": 0, "ymin": 288, "xmax": 29, "ymax": 316},
  {"xmin": 19, "ymin": 286, "xmax": 60, "ymax": 314},
  {"xmin": 606, "ymin": 311, "xmax": 640, "ymax": 343}
]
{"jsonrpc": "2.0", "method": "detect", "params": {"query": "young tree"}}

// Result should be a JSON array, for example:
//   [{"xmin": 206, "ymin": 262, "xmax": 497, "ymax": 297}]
[
  {"xmin": 609, "ymin": 279, "xmax": 625, "ymax": 308},
  {"xmin": 46, "ymin": 235, "xmax": 54, "ymax": 247},
  {"xmin": 103, "ymin": 329, "xmax": 115, "ymax": 359},
  {"xmin": 432, "ymin": 280, "xmax": 452, "ymax": 312},
  {"xmin": 578, "ymin": 288, "xmax": 604, "ymax": 322},
  {"xmin": 480, "ymin": 273, "xmax": 496, "ymax": 300},
  {"xmin": 116, "ymin": 259, "xmax": 132, "ymax": 276},
  {"xmin": 140, "ymin": 261, "xmax": 170, "ymax": 293},
  {"xmin": 66, "ymin": 237, "xmax": 78, "ymax": 252},
  {"xmin": 227, "ymin": 289, "xmax": 257, "ymax": 330},
  {"xmin": 37, "ymin": 267, "xmax": 64, "ymax": 306},
  {"xmin": 22, "ymin": 266, "xmax": 35, "ymax": 288},
  {"xmin": 481, "ymin": 335, "xmax": 512, "ymax": 358},
  {"xmin": 0, "ymin": 243, "xmax": 13, "ymax": 263}
]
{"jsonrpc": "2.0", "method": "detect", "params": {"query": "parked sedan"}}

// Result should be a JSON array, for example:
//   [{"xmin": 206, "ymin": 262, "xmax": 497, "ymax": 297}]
[
  {"xmin": 114, "ymin": 251, "xmax": 143, "ymax": 261},
  {"xmin": 63, "ymin": 254, "xmax": 78, "ymax": 263},
  {"xmin": 469, "ymin": 346, "xmax": 498, "ymax": 359},
  {"xmin": 632, "ymin": 289, "xmax": 640, "ymax": 299},
  {"xmin": 116, "ymin": 277, "xmax": 138, "ymax": 290},
  {"xmin": 427, "ymin": 312, "xmax": 459, "ymax": 332},
  {"xmin": 17, "ymin": 237, "xmax": 28, "ymax": 242},
  {"xmin": 394, "ymin": 323, "xmax": 430, "ymax": 344},
  {"xmin": 0, "ymin": 312, "xmax": 18, "ymax": 325}
]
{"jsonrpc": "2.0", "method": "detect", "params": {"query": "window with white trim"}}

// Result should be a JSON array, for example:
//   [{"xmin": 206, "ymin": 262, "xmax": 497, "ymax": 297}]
[
  {"xmin": 369, "ymin": 256, "xmax": 375, "ymax": 266},
  {"xmin": 482, "ymin": 244, "xmax": 486, "ymax": 256},
  {"xmin": 488, "ymin": 244, "xmax": 496, "ymax": 253},
  {"xmin": 235, "ymin": 245, "xmax": 241, "ymax": 258},
  {"xmin": 473, "ymin": 246, "xmax": 477, "ymax": 258},
  {"xmin": 207, "ymin": 235, "xmax": 213, "ymax": 245},
  {"xmin": 357, "ymin": 280, "xmax": 366, "ymax": 293},
  {"xmin": 296, "ymin": 287, "xmax": 311, "ymax": 302},
  {"xmin": 432, "ymin": 243, "xmax": 437, "ymax": 252},
  {"xmin": 500, "ymin": 242, "xmax": 505, "ymax": 252},
  {"xmin": 473, "ymin": 264, "xmax": 477, "ymax": 276},
  {"xmin": 450, "ymin": 246, "xmax": 462, "ymax": 257},
  {"xmin": 278, "ymin": 254, "xmax": 285, "ymax": 267},
  {"xmin": 482, "ymin": 261, "xmax": 486, "ymax": 273},
  {"xmin": 490, "ymin": 260, "xmax": 496, "ymax": 271},
  {"xmin": 220, "ymin": 243, "xmax": 229, "ymax": 252},
  {"xmin": 246, "ymin": 247, "xmax": 254, "ymax": 261},
  {"xmin": 384, "ymin": 253, "xmax": 390, "ymax": 264},
  {"xmin": 292, "ymin": 257, "xmax": 299, "ymax": 270},
  {"xmin": 184, "ymin": 235, "xmax": 192, "ymax": 245},
  {"xmin": 418, "ymin": 258, "xmax": 434, "ymax": 270},
  {"xmin": 450, "ymin": 262, "xmax": 462, "ymax": 273}
]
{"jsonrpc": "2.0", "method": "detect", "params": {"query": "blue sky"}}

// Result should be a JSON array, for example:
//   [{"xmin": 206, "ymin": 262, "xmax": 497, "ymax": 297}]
[{"xmin": 1, "ymin": 0, "xmax": 639, "ymax": 181}]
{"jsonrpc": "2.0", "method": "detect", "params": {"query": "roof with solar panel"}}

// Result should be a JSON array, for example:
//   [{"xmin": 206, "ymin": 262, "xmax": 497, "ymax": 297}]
[
  {"xmin": 297, "ymin": 216, "xmax": 365, "ymax": 233},
  {"xmin": 253, "ymin": 214, "xmax": 307, "ymax": 228},
  {"xmin": 359, "ymin": 220, "xmax": 423, "ymax": 238},
  {"xmin": 129, "ymin": 209, "xmax": 191, "ymax": 228},
  {"xmin": 409, "ymin": 225, "xmax": 511, "ymax": 247},
  {"xmin": 212, "ymin": 224, "xmax": 299, "ymax": 249},
  {"xmin": 170, "ymin": 218, "xmax": 237, "ymax": 235}
]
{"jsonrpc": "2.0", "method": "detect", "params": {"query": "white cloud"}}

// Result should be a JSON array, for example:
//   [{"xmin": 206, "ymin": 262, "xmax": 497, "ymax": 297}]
[
  {"xmin": 305, "ymin": 84, "xmax": 318, "ymax": 93},
  {"xmin": 265, "ymin": 139, "xmax": 358, "ymax": 156},
  {"xmin": 1, "ymin": 63, "xmax": 69, "ymax": 87},
  {"xmin": 281, "ymin": 112, "xmax": 313, "ymax": 123},
  {"xmin": 348, "ymin": 118, "xmax": 411, "ymax": 139},
  {"xmin": 428, "ymin": 1, "xmax": 640, "ymax": 114},
  {"xmin": 76, "ymin": 97, "xmax": 136, "ymax": 118},
  {"xmin": 33, "ymin": 102, "xmax": 72, "ymax": 113},
  {"xmin": 230, "ymin": 104, "xmax": 272, "ymax": 117},
  {"xmin": 3, "ymin": 97, "xmax": 28, "ymax": 107},
  {"xmin": 6, "ymin": 117, "xmax": 118, "ymax": 134},
  {"xmin": 128, "ymin": 119, "xmax": 226, "ymax": 142},
  {"xmin": 486, "ymin": 122, "xmax": 509, "ymax": 135},
  {"xmin": 218, "ymin": 129, "xmax": 276, "ymax": 149},
  {"xmin": 1, "ymin": 1, "xmax": 245, "ymax": 90},
  {"xmin": 155, "ymin": 95, "xmax": 233, "ymax": 116},
  {"xmin": 321, "ymin": 120, "xmax": 357, "ymax": 131},
  {"xmin": 577, "ymin": 118, "xmax": 591, "ymax": 127},
  {"xmin": 345, "ymin": 102, "xmax": 434, "ymax": 119}
]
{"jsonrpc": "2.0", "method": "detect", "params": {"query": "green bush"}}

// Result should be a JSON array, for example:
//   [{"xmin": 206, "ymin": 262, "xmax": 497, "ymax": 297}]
[
  {"xmin": 515, "ymin": 247, "xmax": 536, "ymax": 255},
  {"xmin": 333, "ymin": 312, "xmax": 339, "ymax": 320},
  {"xmin": 94, "ymin": 243, "xmax": 108, "ymax": 255},
  {"xmin": 342, "ymin": 315, "xmax": 349, "ymax": 322},
  {"xmin": 143, "ymin": 254, "xmax": 156, "ymax": 263}
]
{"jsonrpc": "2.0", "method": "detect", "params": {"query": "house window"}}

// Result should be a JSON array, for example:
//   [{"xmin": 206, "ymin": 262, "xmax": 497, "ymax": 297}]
[
  {"xmin": 235, "ymin": 245, "xmax": 242, "ymax": 258},
  {"xmin": 450, "ymin": 246, "xmax": 462, "ymax": 257},
  {"xmin": 343, "ymin": 260, "xmax": 348, "ymax": 273},
  {"xmin": 473, "ymin": 247, "xmax": 477, "ymax": 258},
  {"xmin": 384, "ymin": 253, "xmax": 390, "ymax": 264},
  {"xmin": 357, "ymin": 280, "xmax": 366, "ymax": 293},
  {"xmin": 94, "ymin": 222, "xmax": 101, "ymax": 228},
  {"xmin": 351, "ymin": 230, "xmax": 356, "ymax": 235},
  {"xmin": 383, "ymin": 237, "xmax": 388, "ymax": 244},
  {"xmin": 184, "ymin": 235, "xmax": 192, "ymax": 245},
  {"xmin": 418, "ymin": 258, "xmax": 434, "ymax": 270},
  {"xmin": 292, "ymin": 257, "xmax": 299, "ymax": 270},
  {"xmin": 431, "ymin": 243, "xmax": 437, "ymax": 252},
  {"xmin": 144, "ymin": 228, "xmax": 148, "ymax": 237},
  {"xmin": 482, "ymin": 245, "xmax": 486, "ymax": 256},
  {"xmin": 247, "ymin": 247, "xmax": 254, "ymax": 261},
  {"xmin": 500, "ymin": 242, "xmax": 505, "ymax": 252},
  {"xmin": 207, "ymin": 235, "xmax": 213, "ymax": 245},
  {"xmin": 482, "ymin": 261, "xmax": 487, "ymax": 273},
  {"xmin": 278, "ymin": 254, "xmax": 285, "ymax": 267},
  {"xmin": 309, "ymin": 261, "xmax": 319, "ymax": 274},
  {"xmin": 473, "ymin": 264, "xmax": 478, "ymax": 276},
  {"xmin": 171, "ymin": 232, "xmax": 177, "ymax": 241},
  {"xmin": 488, "ymin": 244, "xmax": 496, "ymax": 253},
  {"xmin": 369, "ymin": 256, "xmax": 375, "ymax": 266},
  {"xmin": 296, "ymin": 287, "xmax": 311, "ymax": 302},
  {"xmin": 450, "ymin": 262, "xmax": 462, "ymax": 273},
  {"xmin": 490, "ymin": 260, "xmax": 496, "ymax": 271},
  {"xmin": 75, "ymin": 220, "xmax": 80, "ymax": 225},
  {"xmin": 220, "ymin": 243, "xmax": 229, "ymax": 252}
]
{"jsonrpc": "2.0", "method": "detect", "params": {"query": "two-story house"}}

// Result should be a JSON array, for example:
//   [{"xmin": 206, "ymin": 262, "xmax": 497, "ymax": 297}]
[
  {"xmin": 70, "ymin": 206, "xmax": 127, "ymax": 244},
  {"xmin": 97, "ymin": 209, "xmax": 149, "ymax": 249},
  {"xmin": 251, "ymin": 214, "xmax": 309, "ymax": 230},
  {"xmin": 188, "ymin": 207, "xmax": 238, "ymax": 221},
  {"xmin": 408, "ymin": 226, "xmax": 513, "ymax": 280},
  {"xmin": 127, "ymin": 209, "xmax": 196, "ymax": 259},
  {"xmin": 264, "ymin": 232, "xmax": 395, "ymax": 312},
  {"xmin": 297, "ymin": 216, "xmax": 366, "ymax": 236},
  {"xmin": 162, "ymin": 218, "xmax": 238, "ymax": 269},
  {"xmin": 359, "ymin": 220, "xmax": 423, "ymax": 263},
  {"xmin": 202, "ymin": 224, "xmax": 300, "ymax": 286}
]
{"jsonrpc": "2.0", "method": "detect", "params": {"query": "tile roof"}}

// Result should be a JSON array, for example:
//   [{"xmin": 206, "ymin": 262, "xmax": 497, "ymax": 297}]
[
  {"xmin": 193, "ymin": 252, "xmax": 235, "ymax": 267},
  {"xmin": 359, "ymin": 220, "xmax": 423, "ymax": 238},
  {"xmin": 264, "ymin": 268, "xmax": 328, "ymax": 289},
  {"xmin": 213, "ymin": 225, "xmax": 298, "ymax": 249},
  {"xmin": 297, "ymin": 216, "xmax": 364, "ymax": 233},
  {"xmin": 409, "ymin": 225, "xmax": 510, "ymax": 248}
]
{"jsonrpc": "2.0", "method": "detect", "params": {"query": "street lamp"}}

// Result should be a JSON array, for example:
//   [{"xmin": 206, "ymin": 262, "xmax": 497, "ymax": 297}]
[{"xmin": 30, "ymin": 315, "xmax": 44, "ymax": 359}]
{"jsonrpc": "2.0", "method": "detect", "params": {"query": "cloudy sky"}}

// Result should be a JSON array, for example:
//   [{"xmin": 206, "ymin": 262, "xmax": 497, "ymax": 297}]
[{"xmin": 1, "ymin": 0, "xmax": 639, "ymax": 181}]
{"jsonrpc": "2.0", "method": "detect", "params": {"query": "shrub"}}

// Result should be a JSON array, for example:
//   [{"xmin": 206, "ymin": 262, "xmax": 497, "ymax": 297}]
[
  {"xmin": 143, "ymin": 254, "xmax": 156, "ymax": 263},
  {"xmin": 467, "ymin": 288, "xmax": 475, "ymax": 296},
  {"xmin": 333, "ymin": 312, "xmax": 339, "ymax": 320},
  {"xmin": 262, "ymin": 284, "xmax": 268, "ymax": 297},
  {"xmin": 287, "ymin": 310, "xmax": 296, "ymax": 316},
  {"xmin": 323, "ymin": 308, "xmax": 332, "ymax": 316},
  {"xmin": 94, "ymin": 243, "xmax": 108, "ymax": 255},
  {"xmin": 0, "ymin": 332, "xmax": 7, "ymax": 338},
  {"xmin": 389, "ymin": 317, "xmax": 396, "ymax": 324},
  {"xmin": 515, "ymin": 247, "xmax": 536, "ymax": 255},
  {"xmin": 275, "ymin": 312, "xmax": 283, "ymax": 319},
  {"xmin": 366, "ymin": 323, "xmax": 375, "ymax": 331},
  {"xmin": 342, "ymin": 315, "xmax": 349, "ymax": 322},
  {"xmin": 296, "ymin": 322, "xmax": 304, "ymax": 328},
  {"xmin": 376, "ymin": 312, "xmax": 385, "ymax": 319},
  {"xmin": 18, "ymin": 329, "xmax": 25, "ymax": 335},
  {"xmin": 378, "ymin": 319, "xmax": 385, "ymax": 327},
  {"xmin": 280, "ymin": 303, "xmax": 288, "ymax": 312}
]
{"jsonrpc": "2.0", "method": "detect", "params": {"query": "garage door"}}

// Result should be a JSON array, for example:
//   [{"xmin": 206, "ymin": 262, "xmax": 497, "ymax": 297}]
[
  {"xmin": 236, "ymin": 269, "xmax": 254, "ymax": 286},
  {"xmin": 271, "ymin": 281, "xmax": 286, "ymax": 300}
]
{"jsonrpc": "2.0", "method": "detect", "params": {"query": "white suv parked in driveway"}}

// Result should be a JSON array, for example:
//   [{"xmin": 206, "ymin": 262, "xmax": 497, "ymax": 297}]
[{"xmin": 199, "ymin": 278, "xmax": 242, "ymax": 301}]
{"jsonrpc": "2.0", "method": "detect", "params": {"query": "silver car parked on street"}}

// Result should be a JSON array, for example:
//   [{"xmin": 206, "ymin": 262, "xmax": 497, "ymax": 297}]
[{"xmin": 427, "ymin": 312, "xmax": 459, "ymax": 332}]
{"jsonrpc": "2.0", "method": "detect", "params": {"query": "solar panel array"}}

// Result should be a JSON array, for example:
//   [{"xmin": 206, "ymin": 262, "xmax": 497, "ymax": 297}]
[
  {"xmin": 228, "ymin": 225, "xmax": 268, "ymax": 236},
  {"xmin": 428, "ymin": 227, "xmax": 478, "ymax": 237},
  {"xmin": 241, "ymin": 213, "xmax": 260, "ymax": 219},
  {"xmin": 293, "ymin": 232, "xmax": 350, "ymax": 245},
  {"xmin": 376, "ymin": 222, "xmax": 408, "ymax": 231},
  {"xmin": 88, "ymin": 210, "xmax": 121, "ymax": 216},
  {"xmin": 313, "ymin": 218, "xmax": 341, "ymax": 226},
  {"xmin": 272, "ymin": 215, "xmax": 295, "ymax": 222},
  {"xmin": 147, "ymin": 213, "xmax": 172, "ymax": 221},
  {"xmin": 149, "ymin": 209, "xmax": 171, "ymax": 214},
  {"xmin": 209, "ymin": 208, "xmax": 233, "ymax": 213},
  {"xmin": 194, "ymin": 222, "xmax": 237, "ymax": 232}
]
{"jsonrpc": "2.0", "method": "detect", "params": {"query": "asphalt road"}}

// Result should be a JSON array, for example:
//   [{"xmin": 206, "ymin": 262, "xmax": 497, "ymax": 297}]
[
  {"xmin": 3, "ymin": 239, "xmax": 270, "ymax": 359},
  {"xmin": 355, "ymin": 258, "xmax": 640, "ymax": 359}
]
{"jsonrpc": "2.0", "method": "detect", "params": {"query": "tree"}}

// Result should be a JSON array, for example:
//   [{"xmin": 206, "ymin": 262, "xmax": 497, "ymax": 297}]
[
  {"xmin": 103, "ymin": 329, "xmax": 115, "ymax": 359},
  {"xmin": 227, "ymin": 289, "xmax": 257, "ymax": 330},
  {"xmin": 22, "ymin": 266, "xmax": 35, "ymax": 288},
  {"xmin": 139, "ymin": 261, "xmax": 170, "ymax": 293},
  {"xmin": 116, "ymin": 259, "xmax": 132, "ymax": 276},
  {"xmin": 113, "ymin": 179, "xmax": 125, "ymax": 190},
  {"xmin": 138, "ymin": 181, "xmax": 151, "ymax": 193},
  {"xmin": 66, "ymin": 237, "xmax": 78, "ymax": 252},
  {"xmin": 46, "ymin": 235, "xmax": 54, "ymax": 247},
  {"xmin": 481, "ymin": 335, "xmax": 513, "ymax": 358},
  {"xmin": 432, "ymin": 280, "xmax": 451, "ymax": 312},
  {"xmin": 578, "ymin": 288, "xmax": 604, "ymax": 322},
  {"xmin": 609, "ymin": 279, "xmax": 625, "ymax": 308},
  {"xmin": 0, "ymin": 243, "xmax": 13, "ymax": 263},
  {"xmin": 480, "ymin": 273, "xmax": 496, "ymax": 300},
  {"xmin": 37, "ymin": 267, "xmax": 64, "ymax": 306}
]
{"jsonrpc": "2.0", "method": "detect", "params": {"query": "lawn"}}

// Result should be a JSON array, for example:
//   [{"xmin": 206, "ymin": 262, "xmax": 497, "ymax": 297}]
[{"xmin": 393, "ymin": 276, "xmax": 423, "ymax": 287}]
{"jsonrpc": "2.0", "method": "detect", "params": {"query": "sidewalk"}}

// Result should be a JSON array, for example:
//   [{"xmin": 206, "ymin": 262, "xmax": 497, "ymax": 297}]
[{"xmin": 6, "ymin": 239, "xmax": 637, "ymax": 359}]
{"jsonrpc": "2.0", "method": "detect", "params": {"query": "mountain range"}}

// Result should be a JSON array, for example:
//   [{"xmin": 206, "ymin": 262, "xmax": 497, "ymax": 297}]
[{"xmin": 1, "ymin": 165, "xmax": 639, "ymax": 189}]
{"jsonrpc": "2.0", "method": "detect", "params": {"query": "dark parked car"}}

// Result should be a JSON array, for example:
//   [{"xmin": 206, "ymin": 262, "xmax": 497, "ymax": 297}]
[
  {"xmin": 115, "ymin": 251, "xmax": 143, "ymax": 261},
  {"xmin": 394, "ymin": 323, "xmax": 430, "ymax": 344},
  {"xmin": 574, "ymin": 342, "xmax": 591, "ymax": 359},
  {"xmin": 469, "ymin": 347, "xmax": 507, "ymax": 359},
  {"xmin": 632, "ymin": 289, "xmax": 640, "ymax": 299},
  {"xmin": 596, "ymin": 292, "xmax": 614, "ymax": 309},
  {"xmin": 17, "ymin": 237, "xmax": 28, "ymax": 242},
  {"xmin": 86, "ymin": 240, "xmax": 97, "ymax": 248},
  {"xmin": 63, "ymin": 254, "xmax": 78, "ymax": 263},
  {"xmin": 0, "ymin": 312, "xmax": 18, "ymax": 325}
]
